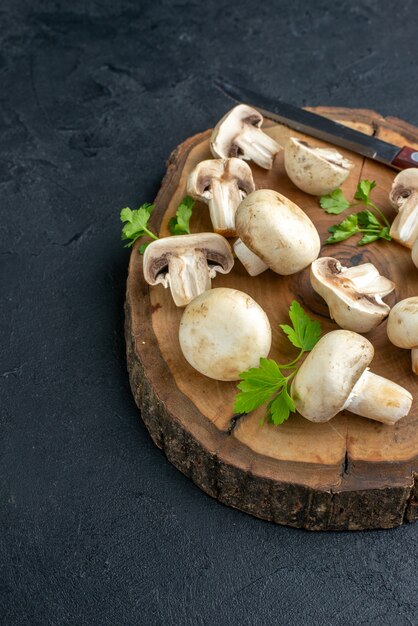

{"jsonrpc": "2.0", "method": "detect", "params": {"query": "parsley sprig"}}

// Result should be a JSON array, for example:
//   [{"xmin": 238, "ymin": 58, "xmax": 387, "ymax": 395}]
[
  {"xmin": 120, "ymin": 196, "xmax": 195, "ymax": 253},
  {"xmin": 168, "ymin": 196, "xmax": 194, "ymax": 235},
  {"xmin": 234, "ymin": 301, "xmax": 321, "ymax": 426},
  {"xmin": 320, "ymin": 180, "xmax": 392, "ymax": 246}
]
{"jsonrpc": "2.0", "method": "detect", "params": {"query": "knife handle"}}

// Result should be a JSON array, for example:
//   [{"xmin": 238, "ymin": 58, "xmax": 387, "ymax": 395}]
[{"xmin": 392, "ymin": 146, "xmax": 418, "ymax": 170}]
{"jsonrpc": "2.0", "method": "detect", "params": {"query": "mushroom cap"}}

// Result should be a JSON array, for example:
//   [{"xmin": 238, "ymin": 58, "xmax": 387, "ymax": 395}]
[
  {"xmin": 389, "ymin": 168, "xmax": 418, "ymax": 211},
  {"xmin": 179, "ymin": 288, "xmax": 272, "ymax": 381},
  {"xmin": 143, "ymin": 233, "xmax": 234, "ymax": 286},
  {"xmin": 235, "ymin": 189, "xmax": 321, "ymax": 275},
  {"xmin": 187, "ymin": 158, "xmax": 255, "ymax": 200},
  {"xmin": 284, "ymin": 138, "xmax": 354, "ymax": 196},
  {"xmin": 310, "ymin": 257, "xmax": 395, "ymax": 333},
  {"xmin": 291, "ymin": 330, "xmax": 374, "ymax": 422},
  {"xmin": 387, "ymin": 296, "xmax": 418, "ymax": 349},
  {"xmin": 210, "ymin": 104, "xmax": 264, "ymax": 159}
]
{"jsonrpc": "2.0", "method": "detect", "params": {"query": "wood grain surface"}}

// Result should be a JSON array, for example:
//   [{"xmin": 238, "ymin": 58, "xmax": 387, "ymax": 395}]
[{"xmin": 125, "ymin": 108, "xmax": 418, "ymax": 530}]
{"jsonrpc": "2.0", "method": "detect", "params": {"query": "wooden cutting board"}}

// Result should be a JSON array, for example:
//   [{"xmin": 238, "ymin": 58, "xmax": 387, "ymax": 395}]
[{"xmin": 125, "ymin": 107, "xmax": 418, "ymax": 531}]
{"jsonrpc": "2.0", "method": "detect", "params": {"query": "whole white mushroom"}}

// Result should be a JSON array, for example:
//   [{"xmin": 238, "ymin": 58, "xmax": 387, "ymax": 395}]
[{"xmin": 179, "ymin": 288, "xmax": 272, "ymax": 381}]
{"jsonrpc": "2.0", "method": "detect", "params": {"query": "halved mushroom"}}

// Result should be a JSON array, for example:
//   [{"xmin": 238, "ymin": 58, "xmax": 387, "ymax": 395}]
[
  {"xmin": 187, "ymin": 158, "xmax": 255, "ymax": 237},
  {"xmin": 387, "ymin": 297, "xmax": 418, "ymax": 374},
  {"xmin": 210, "ymin": 105, "xmax": 282, "ymax": 170},
  {"xmin": 284, "ymin": 137, "xmax": 354, "ymax": 196},
  {"xmin": 291, "ymin": 330, "xmax": 412, "ymax": 425},
  {"xmin": 233, "ymin": 189, "xmax": 320, "ymax": 276},
  {"xmin": 311, "ymin": 257, "xmax": 395, "ymax": 333},
  {"xmin": 389, "ymin": 168, "xmax": 418, "ymax": 247},
  {"xmin": 179, "ymin": 287, "xmax": 272, "ymax": 381},
  {"xmin": 143, "ymin": 233, "xmax": 234, "ymax": 307}
]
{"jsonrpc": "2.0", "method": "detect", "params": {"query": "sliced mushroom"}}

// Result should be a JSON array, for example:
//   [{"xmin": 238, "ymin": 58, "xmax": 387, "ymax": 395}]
[
  {"xmin": 143, "ymin": 233, "xmax": 234, "ymax": 307},
  {"xmin": 233, "ymin": 189, "xmax": 320, "ymax": 276},
  {"xmin": 387, "ymin": 297, "xmax": 418, "ymax": 374},
  {"xmin": 291, "ymin": 330, "xmax": 412, "ymax": 425},
  {"xmin": 284, "ymin": 137, "xmax": 354, "ymax": 195},
  {"xmin": 187, "ymin": 158, "xmax": 255, "ymax": 237},
  {"xmin": 179, "ymin": 288, "xmax": 272, "ymax": 381},
  {"xmin": 210, "ymin": 105, "xmax": 282, "ymax": 170},
  {"xmin": 311, "ymin": 257, "xmax": 395, "ymax": 333},
  {"xmin": 389, "ymin": 168, "xmax": 418, "ymax": 247}
]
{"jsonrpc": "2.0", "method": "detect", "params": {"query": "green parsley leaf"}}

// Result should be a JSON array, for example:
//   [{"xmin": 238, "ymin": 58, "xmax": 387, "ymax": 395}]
[
  {"xmin": 358, "ymin": 232, "xmax": 380, "ymax": 246},
  {"xmin": 233, "ymin": 358, "xmax": 286, "ymax": 414},
  {"xmin": 325, "ymin": 213, "xmax": 359, "ymax": 244},
  {"xmin": 354, "ymin": 179, "xmax": 376, "ymax": 205},
  {"xmin": 357, "ymin": 209, "xmax": 380, "ymax": 229},
  {"xmin": 320, "ymin": 188, "xmax": 351, "ymax": 214},
  {"xmin": 279, "ymin": 300, "xmax": 321, "ymax": 352},
  {"xmin": 120, "ymin": 204, "xmax": 156, "ymax": 248},
  {"xmin": 169, "ymin": 196, "xmax": 194, "ymax": 235},
  {"xmin": 379, "ymin": 226, "xmax": 391, "ymax": 241},
  {"xmin": 267, "ymin": 386, "xmax": 295, "ymax": 425}
]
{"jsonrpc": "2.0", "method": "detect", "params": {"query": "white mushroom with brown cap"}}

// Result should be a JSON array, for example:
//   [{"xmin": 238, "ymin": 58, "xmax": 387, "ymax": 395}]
[
  {"xmin": 187, "ymin": 158, "xmax": 255, "ymax": 237},
  {"xmin": 210, "ymin": 105, "xmax": 282, "ymax": 170},
  {"xmin": 389, "ymin": 168, "xmax": 418, "ymax": 247},
  {"xmin": 291, "ymin": 330, "xmax": 412, "ymax": 426},
  {"xmin": 143, "ymin": 233, "xmax": 234, "ymax": 307},
  {"xmin": 179, "ymin": 288, "xmax": 272, "ymax": 381},
  {"xmin": 387, "ymin": 296, "xmax": 418, "ymax": 374},
  {"xmin": 233, "ymin": 189, "xmax": 321, "ymax": 276},
  {"xmin": 311, "ymin": 257, "xmax": 395, "ymax": 333},
  {"xmin": 284, "ymin": 137, "xmax": 354, "ymax": 196}
]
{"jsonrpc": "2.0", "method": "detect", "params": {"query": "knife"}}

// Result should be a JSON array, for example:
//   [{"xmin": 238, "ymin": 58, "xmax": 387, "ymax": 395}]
[{"xmin": 215, "ymin": 79, "xmax": 418, "ymax": 170}]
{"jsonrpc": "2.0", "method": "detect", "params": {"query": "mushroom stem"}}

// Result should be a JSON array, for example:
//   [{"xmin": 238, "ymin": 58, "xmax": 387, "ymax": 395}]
[
  {"xmin": 411, "ymin": 348, "xmax": 418, "ymax": 375},
  {"xmin": 208, "ymin": 179, "xmax": 243, "ymax": 236},
  {"xmin": 233, "ymin": 238, "xmax": 269, "ymax": 276},
  {"xmin": 166, "ymin": 250, "xmax": 212, "ymax": 307},
  {"xmin": 235, "ymin": 127, "xmax": 280, "ymax": 169},
  {"xmin": 343, "ymin": 369, "xmax": 412, "ymax": 425}
]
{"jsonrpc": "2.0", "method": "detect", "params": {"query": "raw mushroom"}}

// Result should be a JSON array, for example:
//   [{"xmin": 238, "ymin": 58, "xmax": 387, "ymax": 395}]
[
  {"xmin": 311, "ymin": 257, "xmax": 395, "ymax": 333},
  {"xmin": 187, "ymin": 158, "xmax": 255, "ymax": 237},
  {"xmin": 233, "ymin": 189, "xmax": 321, "ymax": 276},
  {"xmin": 143, "ymin": 233, "xmax": 234, "ymax": 307},
  {"xmin": 179, "ymin": 288, "xmax": 272, "ymax": 381},
  {"xmin": 291, "ymin": 330, "xmax": 412, "ymax": 425},
  {"xmin": 284, "ymin": 137, "xmax": 354, "ymax": 196},
  {"xmin": 389, "ymin": 168, "xmax": 418, "ymax": 247},
  {"xmin": 387, "ymin": 297, "xmax": 418, "ymax": 374},
  {"xmin": 210, "ymin": 104, "xmax": 282, "ymax": 170}
]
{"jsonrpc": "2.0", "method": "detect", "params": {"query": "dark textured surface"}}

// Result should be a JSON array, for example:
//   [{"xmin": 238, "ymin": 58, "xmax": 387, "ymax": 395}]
[{"xmin": 1, "ymin": 1, "xmax": 418, "ymax": 624}]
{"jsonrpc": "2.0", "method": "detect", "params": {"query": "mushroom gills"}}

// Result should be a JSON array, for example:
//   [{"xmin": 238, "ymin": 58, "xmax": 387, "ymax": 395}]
[
  {"xmin": 233, "ymin": 238, "xmax": 269, "ymax": 276},
  {"xmin": 343, "ymin": 369, "xmax": 412, "ymax": 426}
]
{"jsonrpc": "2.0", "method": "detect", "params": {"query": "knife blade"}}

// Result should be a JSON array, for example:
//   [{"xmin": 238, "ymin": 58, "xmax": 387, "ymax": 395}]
[{"xmin": 215, "ymin": 79, "xmax": 418, "ymax": 170}]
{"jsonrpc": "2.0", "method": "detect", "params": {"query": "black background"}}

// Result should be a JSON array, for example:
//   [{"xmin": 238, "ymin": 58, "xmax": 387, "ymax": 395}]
[{"xmin": 1, "ymin": 1, "xmax": 418, "ymax": 624}]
